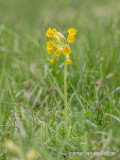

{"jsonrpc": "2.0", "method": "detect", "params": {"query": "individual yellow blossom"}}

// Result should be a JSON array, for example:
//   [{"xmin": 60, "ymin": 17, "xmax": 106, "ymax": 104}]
[
  {"xmin": 47, "ymin": 41, "xmax": 54, "ymax": 49},
  {"xmin": 47, "ymin": 48, "xmax": 53, "ymax": 55},
  {"xmin": 46, "ymin": 28, "xmax": 54, "ymax": 37},
  {"xmin": 67, "ymin": 35, "xmax": 74, "ymax": 43},
  {"xmin": 49, "ymin": 57, "xmax": 55, "ymax": 64},
  {"xmin": 54, "ymin": 49, "xmax": 61, "ymax": 56},
  {"xmin": 66, "ymin": 58, "xmax": 72, "ymax": 65},
  {"xmin": 52, "ymin": 28, "xmax": 57, "ymax": 34},
  {"xmin": 68, "ymin": 28, "xmax": 77, "ymax": 36},
  {"xmin": 63, "ymin": 46, "xmax": 72, "ymax": 55}
]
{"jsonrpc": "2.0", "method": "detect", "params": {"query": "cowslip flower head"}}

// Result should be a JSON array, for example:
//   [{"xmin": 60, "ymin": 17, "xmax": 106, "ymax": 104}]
[{"xmin": 46, "ymin": 27, "xmax": 76, "ymax": 64}]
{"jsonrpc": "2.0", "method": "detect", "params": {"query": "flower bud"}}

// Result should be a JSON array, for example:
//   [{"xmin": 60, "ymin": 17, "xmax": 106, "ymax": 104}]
[{"xmin": 57, "ymin": 32, "xmax": 65, "ymax": 39}]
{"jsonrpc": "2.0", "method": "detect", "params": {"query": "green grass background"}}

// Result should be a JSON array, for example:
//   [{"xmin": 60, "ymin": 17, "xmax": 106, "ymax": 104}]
[{"xmin": 0, "ymin": 0, "xmax": 120, "ymax": 159}]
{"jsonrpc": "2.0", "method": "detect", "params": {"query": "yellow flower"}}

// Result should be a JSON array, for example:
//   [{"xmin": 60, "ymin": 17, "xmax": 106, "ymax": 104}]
[
  {"xmin": 67, "ymin": 35, "xmax": 74, "ymax": 43},
  {"xmin": 49, "ymin": 57, "xmax": 55, "ymax": 64},
  {"xmin": 68, "ymin": 28, "xmax": 77, "ymax": 36},
  {"xmin": 47, "ymin": 48, "xmax": 53, "ymax": 55},
  {"xmin": 46, "ymin": 28, "xmax": 54, "ymax": 37},
  {"xmin": 63, "ymin": 46, "xmax": 71, "ymax": 55},
  {"xmin": 52, "ymin": 28, "xmax": 57, "ymax": 34},
  {"xmin": 66, "ymin": 58, "xmax": 72, "ymax": 65},
  {"xmin": 54, "ymin": 49, "xmax": 61, "ymax": 56},
  {"xmin": 47, "ymin": 41, "xmax": 54, "ymax": 49}
]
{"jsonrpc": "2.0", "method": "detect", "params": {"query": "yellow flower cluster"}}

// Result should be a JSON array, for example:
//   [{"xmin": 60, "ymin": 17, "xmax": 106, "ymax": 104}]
[{"xmin": 46, "ymin": 27, "xmax": 77, "ymax": 64}]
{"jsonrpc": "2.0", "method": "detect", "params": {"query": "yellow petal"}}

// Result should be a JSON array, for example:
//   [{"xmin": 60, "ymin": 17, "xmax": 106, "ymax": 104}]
[
  {"xmin": 66, "ymin": 58, "xmax": 72, "ymax": 65},
  {"xmin": 49, "ymin": 57, "xmax": 55, "ymax": 64},
  {"xmin": 52, "ymin": 28, "xmax": 57, "ymax": 34},
  {"xmin": 47, "ymin": 48, "xmax": 53, "ymax": 55}
]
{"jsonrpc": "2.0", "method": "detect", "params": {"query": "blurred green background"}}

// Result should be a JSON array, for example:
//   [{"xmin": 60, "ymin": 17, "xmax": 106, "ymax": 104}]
[{"xmin": 0, "ymin": 0, "xmax": 120, "ymax": 31}]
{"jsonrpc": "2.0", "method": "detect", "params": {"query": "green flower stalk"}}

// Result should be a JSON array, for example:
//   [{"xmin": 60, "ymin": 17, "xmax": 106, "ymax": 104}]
[{"xmin": 64, "ymin": 55, "xmax": 67, "ymax": 124}]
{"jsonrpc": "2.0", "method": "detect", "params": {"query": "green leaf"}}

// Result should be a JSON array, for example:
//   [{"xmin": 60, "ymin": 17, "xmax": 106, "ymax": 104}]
[{"xmin": 56, "ymin": 121, "xmax": 69, "ymax": 141}]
